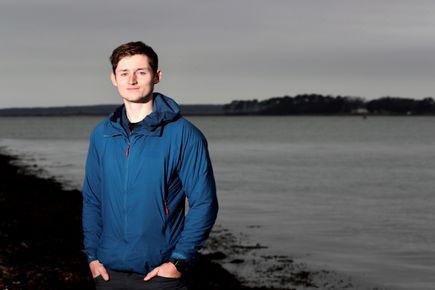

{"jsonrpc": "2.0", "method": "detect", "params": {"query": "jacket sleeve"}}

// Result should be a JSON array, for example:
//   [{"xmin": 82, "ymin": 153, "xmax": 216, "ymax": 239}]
[
  {"xmin": 82, "ymin": 132, "xmax": 102, "ymax": 263},
  {"xmin": 171, "ymin": 128, "xmax": 218, "ymax": 262}
]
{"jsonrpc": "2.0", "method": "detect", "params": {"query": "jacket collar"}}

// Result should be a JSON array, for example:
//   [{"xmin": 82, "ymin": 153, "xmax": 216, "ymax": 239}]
[{"xmin": 104, "ymin": 92, "xmax": 181, "ymax": 137}]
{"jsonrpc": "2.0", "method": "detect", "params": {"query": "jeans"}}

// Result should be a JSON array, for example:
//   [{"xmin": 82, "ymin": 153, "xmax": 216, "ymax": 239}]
[{"xmin": 94, "ymin": 270, "xmax": 188, "ymax": 290}]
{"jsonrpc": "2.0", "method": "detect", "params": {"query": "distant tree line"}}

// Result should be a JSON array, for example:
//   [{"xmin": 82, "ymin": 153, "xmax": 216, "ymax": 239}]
[
  {"xmin": 223, "ymin": 94, "xmax": 435, "ymax": 115},
  {"xmin": 1, "ymin": 95, "xmax": 434, "ymax": 116}
]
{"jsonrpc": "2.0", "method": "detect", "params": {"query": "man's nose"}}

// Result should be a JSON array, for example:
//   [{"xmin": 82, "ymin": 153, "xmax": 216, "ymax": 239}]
[{"xmin": 128, "ymin": 74, "xmax": 137, "ymax": 84}]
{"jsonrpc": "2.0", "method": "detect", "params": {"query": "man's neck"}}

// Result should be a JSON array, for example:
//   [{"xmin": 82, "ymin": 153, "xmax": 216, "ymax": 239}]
[{"xmin": 124, "ymin": 97, "xmax": 154, "ymax": 123}]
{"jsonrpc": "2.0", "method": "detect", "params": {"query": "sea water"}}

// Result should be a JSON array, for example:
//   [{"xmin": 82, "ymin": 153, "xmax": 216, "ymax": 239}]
[{"xmin": 1, "ymin": 116, "xmax": 434, "ymax": 289}]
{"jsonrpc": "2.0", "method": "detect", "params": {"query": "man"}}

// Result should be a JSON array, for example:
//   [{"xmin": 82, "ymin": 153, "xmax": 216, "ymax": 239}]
[{"xmin": 82, "ymin": 41, "xmax": 218, "ymax": 290}]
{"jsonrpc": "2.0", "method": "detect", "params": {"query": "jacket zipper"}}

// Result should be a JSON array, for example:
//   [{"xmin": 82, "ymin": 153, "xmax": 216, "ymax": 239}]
[
  {"xmin": 123, "ymin": 139, "xmax": 130, "ymax": 247},
  {"xmin": 125, "ymin": 143, "xmax": 130, "ymax": 157},
  {"xmin": 164, "ymin": 200, "xmax": 169, "ymax": 216}
]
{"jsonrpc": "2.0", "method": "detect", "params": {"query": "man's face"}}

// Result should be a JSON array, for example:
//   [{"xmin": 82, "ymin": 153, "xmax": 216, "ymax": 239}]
[{"xmin": 110, "ymin": 54, "xmax": 161, "ymax": 103}]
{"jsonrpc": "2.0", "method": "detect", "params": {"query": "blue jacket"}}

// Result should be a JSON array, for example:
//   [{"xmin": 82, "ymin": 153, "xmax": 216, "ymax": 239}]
[{"xmin": 82, "ymin": 93, "xmax": 218, "ymax": 274}]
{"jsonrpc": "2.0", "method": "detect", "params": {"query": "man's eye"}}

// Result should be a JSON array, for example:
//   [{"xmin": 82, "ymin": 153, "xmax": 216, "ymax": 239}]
[
  {"xmin": 120, "ymin": 73, "xmax": 128, "ymax": 77},
  {"xmin": 138, "ymin": 71, "xmax": 146, "ymax": 75}
]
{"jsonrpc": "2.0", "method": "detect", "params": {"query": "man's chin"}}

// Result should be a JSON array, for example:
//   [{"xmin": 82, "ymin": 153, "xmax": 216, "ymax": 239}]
[{"xmin": 122, "ymin": 94, "xmax": 153, "ymax": 104}]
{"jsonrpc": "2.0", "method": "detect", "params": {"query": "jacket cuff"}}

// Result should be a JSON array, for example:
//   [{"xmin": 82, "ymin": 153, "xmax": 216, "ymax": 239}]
[
  {"xmin": 170, "ymin": 252, "xmax": 187, "ymax": 261},
  {"xmin": 83, "ymin": 250, "xmax": 98, "ymax": 263}
]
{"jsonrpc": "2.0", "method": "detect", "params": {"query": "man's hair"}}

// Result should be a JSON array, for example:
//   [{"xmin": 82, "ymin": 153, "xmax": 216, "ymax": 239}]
[{"xmin": 110, "ymin": 41, "xmax": 159, "ymax": 75}]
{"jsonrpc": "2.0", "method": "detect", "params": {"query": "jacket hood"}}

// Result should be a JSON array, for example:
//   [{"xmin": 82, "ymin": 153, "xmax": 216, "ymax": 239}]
[{"xmin": 106, "ymin": 93, "xmax": 181, "ymax": 136}]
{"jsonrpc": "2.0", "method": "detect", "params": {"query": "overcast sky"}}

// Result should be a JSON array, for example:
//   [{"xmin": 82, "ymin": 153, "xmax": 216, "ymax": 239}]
[{"xmin": 1, "ymin": 0, "xmax": 435, "ymax": 108}]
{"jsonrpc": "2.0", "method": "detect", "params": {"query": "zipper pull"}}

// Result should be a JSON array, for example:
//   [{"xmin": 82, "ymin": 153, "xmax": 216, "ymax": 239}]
[
  {"xmin": 164, "ymin": 201, "xmax": 169, "ymax": 215},
  {"xmin": 125, "ymin": 143, "xmax": 130, "ymax": 157}
]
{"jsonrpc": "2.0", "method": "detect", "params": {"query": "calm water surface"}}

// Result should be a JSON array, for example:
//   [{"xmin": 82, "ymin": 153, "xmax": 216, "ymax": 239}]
[{"xmin": 1, "ymin": 116, "xmax": 434, "ymax": 289}]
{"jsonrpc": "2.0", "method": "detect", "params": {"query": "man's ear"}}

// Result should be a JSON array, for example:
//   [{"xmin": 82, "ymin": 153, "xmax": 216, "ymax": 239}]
[
  {"xmin": 110, "ymin": 73, "xmax": 118, "ymax": 87},
  {"xmin": 154, "ymin": 70, "xmax": 162, "ymax": 84}
]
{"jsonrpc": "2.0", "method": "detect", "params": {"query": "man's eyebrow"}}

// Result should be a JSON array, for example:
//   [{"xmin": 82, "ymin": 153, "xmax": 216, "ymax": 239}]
[{"xmin": 117, "ymin": 67, "xmax": 148, "ymax": 72}]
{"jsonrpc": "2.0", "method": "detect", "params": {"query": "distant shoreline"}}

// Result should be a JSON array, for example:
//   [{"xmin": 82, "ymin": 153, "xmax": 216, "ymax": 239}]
[{"xmin": 1, "ymin": 94, "xmax": 434, "ymax": 117}]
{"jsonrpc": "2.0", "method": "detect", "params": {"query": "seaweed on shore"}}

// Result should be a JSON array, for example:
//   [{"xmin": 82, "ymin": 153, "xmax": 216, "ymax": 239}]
[{"xmin": 0, "ymin": 153, "xmax": 93, "ymax": 290}]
